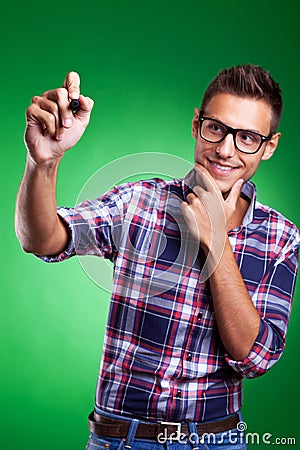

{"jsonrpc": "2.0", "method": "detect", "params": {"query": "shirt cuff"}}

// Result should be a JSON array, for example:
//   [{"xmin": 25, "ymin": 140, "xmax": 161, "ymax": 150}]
[
  {"xmin": 36, "ymin": 208, "xmax": 76, "ymax": 263},
  {"xmin": 225, "ymin": 319, "xmax": 283, "ymax": 378}
]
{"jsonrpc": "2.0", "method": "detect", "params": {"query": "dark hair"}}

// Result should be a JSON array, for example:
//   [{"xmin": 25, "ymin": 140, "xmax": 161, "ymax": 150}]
[{"xmin": 201, "ymin": 64, "xmax": 282, "ymax": 134}]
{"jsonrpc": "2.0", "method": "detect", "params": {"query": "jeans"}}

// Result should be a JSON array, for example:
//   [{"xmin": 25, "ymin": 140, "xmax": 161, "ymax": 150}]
[{"xmin": 85, "ymin": 408, "xmax": 248, "ymax": 450}]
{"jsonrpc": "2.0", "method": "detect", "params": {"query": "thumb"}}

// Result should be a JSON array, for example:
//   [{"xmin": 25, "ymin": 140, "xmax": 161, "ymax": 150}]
[
  {"xmin": 226, "ymin": 179, "xmax": 244, "ymax": 205},
  {"xmin": 63, "ymin": 71, "xmax": 80, "ymax": 100}
]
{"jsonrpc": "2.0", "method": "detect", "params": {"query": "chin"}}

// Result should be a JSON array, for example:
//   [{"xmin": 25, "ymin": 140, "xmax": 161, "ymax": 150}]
[{"xmin": 215, "ymin": 180, "xmax": 233, "ymax": 198}]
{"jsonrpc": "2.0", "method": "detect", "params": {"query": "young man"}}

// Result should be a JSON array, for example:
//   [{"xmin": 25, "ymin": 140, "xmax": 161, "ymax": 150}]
[{"xmin": 15, "ymin": 65, "xmax": 299, "ymax": 449}]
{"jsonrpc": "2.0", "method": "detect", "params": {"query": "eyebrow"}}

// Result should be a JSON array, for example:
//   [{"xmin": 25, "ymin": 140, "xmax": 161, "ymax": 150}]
[{"xmin": 204, "ymin": 114, "xmax": 263, "ymax": 135}]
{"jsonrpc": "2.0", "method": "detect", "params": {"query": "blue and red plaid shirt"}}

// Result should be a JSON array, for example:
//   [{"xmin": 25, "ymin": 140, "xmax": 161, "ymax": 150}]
[{"xmin": 41, "ymin": 170, "xmax": 300, "ymax": 422}]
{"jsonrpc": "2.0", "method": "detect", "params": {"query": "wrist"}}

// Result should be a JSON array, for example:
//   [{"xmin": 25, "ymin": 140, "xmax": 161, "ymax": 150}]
[
  {"xmin": 201, "ymin": 231, "xmax": 227, "ymax": 258},
  {"xmin": 26, "ymin": 153, "xmax": 62, "ymax": 173}
]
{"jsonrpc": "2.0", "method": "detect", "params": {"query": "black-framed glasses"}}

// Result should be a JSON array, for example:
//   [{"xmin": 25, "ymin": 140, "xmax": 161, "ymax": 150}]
[{"xmin": 198, "ymin": 112, "xmax": 273, "ymax": 154}]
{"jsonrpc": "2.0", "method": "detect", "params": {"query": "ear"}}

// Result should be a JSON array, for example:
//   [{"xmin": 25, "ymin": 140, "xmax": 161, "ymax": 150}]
[
  {"xmin": 192, "ymin": 108, "xmax": 200, "ymax": 140},
  {"xmin": 261, "ymin": 132, "xmax": 281, "ymax": 161}
]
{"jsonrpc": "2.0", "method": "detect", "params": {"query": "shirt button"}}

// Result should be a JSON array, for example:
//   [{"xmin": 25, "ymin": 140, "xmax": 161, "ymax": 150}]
[
  {"xmin": 187, "ymin": 353, "xmax": 192, "ymax": 362},
  {"xmin": 197, "ymin": 312, "xmax": 203, "ymax": 320},
  {"xmin": 176, "ymin": 390, "xmax": 182, "ymax": 398}
]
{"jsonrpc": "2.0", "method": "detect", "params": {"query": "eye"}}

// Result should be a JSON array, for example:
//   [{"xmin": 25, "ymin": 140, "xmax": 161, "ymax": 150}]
[
  {"xmin": 206, "ymin": 121, "xmax": 226, "ymax": 135},
  {"xmin": 238, "ymin": 132, "xmax": 260, "ymax": 145}
]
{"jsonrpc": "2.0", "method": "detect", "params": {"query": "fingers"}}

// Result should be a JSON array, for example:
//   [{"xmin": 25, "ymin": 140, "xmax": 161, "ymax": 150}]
[
  {"xmin": 41, "ymin": 70, "xmax": 81, "ymax": 133},
  {"xmin": 32, "ymin": 91, "xmax": 71, "ymax": 140},
  {"xmin": 225, "ymin": 179, "xmax": 244, "ymax": 206},
  {"xmin": 73, "ymin": 94, "xmax": 94, "ymax": 117},
  {"xmin": 192, "ymin": 185, "xmax": 206, "ymax": 199},
  {"xmin": 63, "ymin": 71, "xmax": 80, "ymax": 99},
  {"xmin": 28, "ymin": 68, "xmax": 94, "ymax": 141},
  {"xmin": 194, "ymin": 163, "xmax": 217, "ymax": 192},
  {"xmin": 180, "ymin": 200, "xmax": 201, "ymax": 240},
  {"xmin": 26, "ymin": 102, "xmax": 63, "ymax": 140},
  {"xmin": 29, "ymin": 91, "xmax": 94, "ymax": 141},
  {"xmin": 43, "ymin": 88, "xmax": 74, "ymax": 128},
  {"xmin": 185, "ymin": 191, "xmax": 207, "ymax": 218},
  {"xmin": 186, "ymin": 192, "xmax": 201, "ymax": 204}
]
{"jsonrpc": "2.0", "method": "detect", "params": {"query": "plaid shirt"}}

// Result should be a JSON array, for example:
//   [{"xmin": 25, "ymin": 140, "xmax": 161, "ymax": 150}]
[{"xmin": 41, "ymin": 170, "xmax": 300, "ymax": 422}]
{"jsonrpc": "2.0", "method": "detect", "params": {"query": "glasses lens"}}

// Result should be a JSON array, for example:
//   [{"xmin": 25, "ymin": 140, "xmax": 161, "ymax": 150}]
[
  {"xmin": 200, "ymin": 118, "xmax": 263, "ymax": 153},
  {"xmin": 201, "ymin": 119, "xmax": 227, "ymax": 142},
  {"xmin": 236, "ymin": 131, "xmax": 262, "ymax": 153}
]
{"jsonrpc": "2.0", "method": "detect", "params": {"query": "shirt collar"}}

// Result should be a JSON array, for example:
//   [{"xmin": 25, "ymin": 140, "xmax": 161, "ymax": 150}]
[
  {"xmin": 240, "ymin": 179, "xmax": 256, "ymax": 226},
  {"xmin": 181, "ymin": 169, "xmax": 256, "ymax": 227}
]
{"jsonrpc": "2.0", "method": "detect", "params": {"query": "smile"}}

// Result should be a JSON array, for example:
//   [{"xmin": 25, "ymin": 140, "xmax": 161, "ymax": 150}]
[
  {"xmin": 211, "ymin": 161, "xmax": 235, "ymax": 171},
  {"xmin": 208, "ymin": 158, "xmax": 240, "ymax": 172}
]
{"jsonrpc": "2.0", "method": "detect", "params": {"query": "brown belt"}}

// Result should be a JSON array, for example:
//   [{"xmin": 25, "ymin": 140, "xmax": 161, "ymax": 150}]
[{"xmin": 88, "ymin": 411, "xmax": 240, "ymax": 440}]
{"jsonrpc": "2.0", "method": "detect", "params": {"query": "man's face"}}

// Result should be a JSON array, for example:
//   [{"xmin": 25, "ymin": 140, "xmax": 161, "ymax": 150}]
[{"xmin": 192, "ymin": 93, "xmax": 280, "ymax": 196}]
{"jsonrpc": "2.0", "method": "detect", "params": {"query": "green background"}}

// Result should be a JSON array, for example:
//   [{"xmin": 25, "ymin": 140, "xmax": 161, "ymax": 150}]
[{"xmin": 1, "ymin": 0, "xmax": 299, "ymax": 448}]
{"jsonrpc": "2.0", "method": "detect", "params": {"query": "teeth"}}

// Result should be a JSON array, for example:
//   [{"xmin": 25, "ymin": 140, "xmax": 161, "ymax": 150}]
[{"xmin": 212, "ymin": 161, "xmax": 235, "ymax": 171}]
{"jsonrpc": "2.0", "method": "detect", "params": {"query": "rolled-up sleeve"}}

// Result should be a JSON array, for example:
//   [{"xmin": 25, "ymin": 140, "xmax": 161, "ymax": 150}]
[
  {"xmin": 226, "ymin": 234, "xmax": 299, "ymax": 378},
  {"xmin": 37, "ymin": 184, "xmax": 133, "ymax": 263}
]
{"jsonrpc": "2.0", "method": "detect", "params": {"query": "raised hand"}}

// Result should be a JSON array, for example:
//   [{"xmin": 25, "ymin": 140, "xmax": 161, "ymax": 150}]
[{"xmin": 24, "ymin": 71, "xmax": 94, "ymax": 165}]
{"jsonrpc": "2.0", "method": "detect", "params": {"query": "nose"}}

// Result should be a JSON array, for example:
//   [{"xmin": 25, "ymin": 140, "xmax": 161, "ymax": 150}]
[{"xmin": 215, "ymin": 133, "xmax": 236, "ymax": 158}]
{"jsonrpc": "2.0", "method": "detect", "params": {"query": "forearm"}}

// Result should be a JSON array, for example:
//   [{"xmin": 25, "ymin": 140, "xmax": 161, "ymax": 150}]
[
  {"xmin": 15, "ymin": 156, "xmax": 68, "ymax": 255},
  {"xmin": 206, "ymin": 236, "xmax": 260, "ymax": 361}
]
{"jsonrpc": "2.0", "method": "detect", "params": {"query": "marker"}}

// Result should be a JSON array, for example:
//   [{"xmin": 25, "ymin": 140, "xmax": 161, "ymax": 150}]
[{"xmin": 69, "ymin": 99, "xmax": 81, "ymax": 113}]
